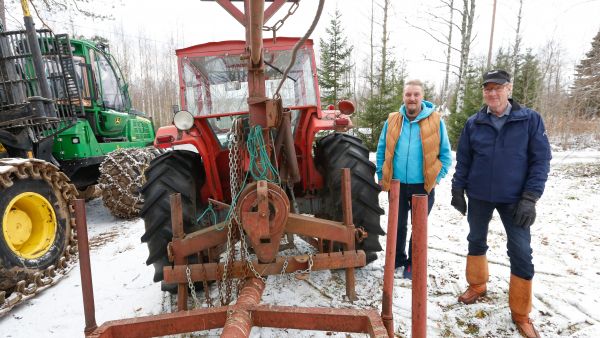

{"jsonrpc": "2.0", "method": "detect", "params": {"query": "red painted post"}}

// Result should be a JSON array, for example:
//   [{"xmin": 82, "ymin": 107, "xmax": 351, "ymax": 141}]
[
  {"xmin": 341, "ymin": 168, "xmax": 357, "ymax": 301},
  {"xmin": 411, "ymin": 194, "xmax": 428, "ymax": 338},
  {"xmin": 382, "ymin": 180, "xmax": 400, "ymax": 337},
  {"xmin": 74, "ymin": 199, "xmax": 98, "ymax": 334},
  {"xmin": 170, "ymin": 193, "xmax": 188, "ymax": 311}
]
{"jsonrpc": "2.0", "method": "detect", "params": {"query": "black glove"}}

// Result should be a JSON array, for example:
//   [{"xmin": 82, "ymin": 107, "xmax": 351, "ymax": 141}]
[
  {"xmin": 513, "ymin": 192, "xmax": 539, "ymax": 228},
  {"xmin": 451, "ymin": 188, "xmax": 467, "ymax": 215}
]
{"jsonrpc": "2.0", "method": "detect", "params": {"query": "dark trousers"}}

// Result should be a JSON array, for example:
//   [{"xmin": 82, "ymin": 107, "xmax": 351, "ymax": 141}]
[
  {"xmin": 395, "ymin": 183, "xmax": 435, "ymax": 268},
  {"xmin": 467, "ymin": 197, "xmax": 534, "ymax": 279}
]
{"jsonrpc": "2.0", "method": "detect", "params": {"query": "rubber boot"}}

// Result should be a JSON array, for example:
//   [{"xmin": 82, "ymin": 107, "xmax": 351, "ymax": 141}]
[
  {"xmin": 509, "ymin": 274, "xmax": 541, "ymax": 338},
  {"xmin": 458, "ymin": 255, "xmax": 488, "ymax": 304}
]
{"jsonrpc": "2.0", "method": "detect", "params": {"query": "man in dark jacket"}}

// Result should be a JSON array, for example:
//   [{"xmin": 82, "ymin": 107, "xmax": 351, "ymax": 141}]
[{"xmin": 451, "ymin": 70, "xmax": 551, "ymax": 338}]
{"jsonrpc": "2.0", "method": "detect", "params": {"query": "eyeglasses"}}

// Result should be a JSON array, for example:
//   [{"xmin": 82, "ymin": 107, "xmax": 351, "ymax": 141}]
[{"xmin": 483, "ymin": 85, "xmax": 507, "ymax": 94}]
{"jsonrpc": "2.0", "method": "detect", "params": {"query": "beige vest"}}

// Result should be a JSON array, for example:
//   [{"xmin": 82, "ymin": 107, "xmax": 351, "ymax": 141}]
[{"xmin": 381, "ymin": 111, "xmax": 442, "ymax": 193}]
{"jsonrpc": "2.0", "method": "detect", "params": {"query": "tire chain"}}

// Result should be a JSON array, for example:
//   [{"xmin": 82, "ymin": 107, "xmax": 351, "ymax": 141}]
[
  {"xmin": 99, "ymin": 147, "xmax": 162, "ymax": 219},
  {"xmin": 0, "ymin": 158, "xmax": 78, "ymax": 317}
]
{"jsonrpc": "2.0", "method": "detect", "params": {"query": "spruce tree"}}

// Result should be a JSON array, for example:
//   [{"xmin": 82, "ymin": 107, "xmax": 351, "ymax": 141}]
[
  {"xmin": 318, "ymin": 9, "xmax": 353, "ymax": 106},
  {"xmin": 447, "ymin": 62, "xmax": 484, "ymax": 149},
  {"xmin": 512, "ymin": 49, "xmax": 541, "ymax": 108},
  {"xmin": 571, "ymin": 29, "xmax": 600, "ymax": 117}
]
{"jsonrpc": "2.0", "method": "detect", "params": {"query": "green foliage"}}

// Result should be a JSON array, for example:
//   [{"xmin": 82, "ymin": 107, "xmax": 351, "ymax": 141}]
[
  {"xmin": 356, "ymin": 60, "xmax": 405, "ymax": 151},
  {"xmin": 512, "ymin": 49, "xmax": 541, "ymax": 108},
  {"xmin": 318, "ymin": 9, "xmax": 354, "ymax": 106},
  {"xmin": 571, "ymin": 29, "xmax": 600, "ymax": 117},
  {"xmin": 447, "ymin": 62, "xmax": 484, "ymax": 149}
]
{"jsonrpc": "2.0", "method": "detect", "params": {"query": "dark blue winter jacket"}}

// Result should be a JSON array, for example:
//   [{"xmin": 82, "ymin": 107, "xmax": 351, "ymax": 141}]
[{"xmin": 452, "ymin": 100, "xmax": 552, "ymax": 203}]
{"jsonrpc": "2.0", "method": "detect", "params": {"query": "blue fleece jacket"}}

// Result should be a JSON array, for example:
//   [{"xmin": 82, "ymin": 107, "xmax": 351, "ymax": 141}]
[{"xmin": 376, "ymin": 100, "xmax": 453, "ymax": 184}]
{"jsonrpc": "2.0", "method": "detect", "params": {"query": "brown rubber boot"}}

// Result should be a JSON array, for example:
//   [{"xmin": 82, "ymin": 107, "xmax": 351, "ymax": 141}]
[
  {"xmin": 509, "ymin": 274, "xmax": 541, "ymax": 338},
  {"xmin": 458, "ymin": 255, "xmax": 488, "ymax": 304}
]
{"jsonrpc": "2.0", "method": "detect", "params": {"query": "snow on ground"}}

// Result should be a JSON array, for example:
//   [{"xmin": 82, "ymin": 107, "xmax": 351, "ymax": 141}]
[{"xmin": 1, "ymin": 149, "xmax": 599, "ymax": 337}]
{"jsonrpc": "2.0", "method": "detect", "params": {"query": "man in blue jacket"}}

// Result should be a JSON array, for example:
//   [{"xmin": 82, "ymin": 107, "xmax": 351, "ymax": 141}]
[
  {"xmin": 451, "ymin": 70, "xmax": 551, "ymax": 338},
  {"xmin": 376, "ymin": 79, "xmax": 452, "ymax": 279}
]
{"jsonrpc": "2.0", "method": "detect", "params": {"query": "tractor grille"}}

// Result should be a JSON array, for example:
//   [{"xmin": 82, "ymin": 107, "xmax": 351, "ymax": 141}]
[{"xmin": 0, "ymin": 29, "xmax": 80, "ymax": 142}]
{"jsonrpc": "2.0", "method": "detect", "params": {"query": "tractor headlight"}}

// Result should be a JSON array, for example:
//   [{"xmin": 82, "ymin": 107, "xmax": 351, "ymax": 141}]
[{"xmin": 173, "ymin": 110, "xmax": 194, "ymax": 131}]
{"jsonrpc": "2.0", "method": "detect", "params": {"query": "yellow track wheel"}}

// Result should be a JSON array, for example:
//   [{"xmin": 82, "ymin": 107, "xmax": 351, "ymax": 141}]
[{"xmin": 2, "ymin": 192, "xmax": 57, "ymax": 259}]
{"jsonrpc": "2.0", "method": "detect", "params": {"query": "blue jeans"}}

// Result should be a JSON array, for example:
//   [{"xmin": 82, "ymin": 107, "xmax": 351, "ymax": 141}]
[
  {"xmin": 395, "ymin": 183, "xmax": 435, "ymax": 268},
  {"xmin": 467, "ymin": 197, "xmax": 534, "ymax": 279}
]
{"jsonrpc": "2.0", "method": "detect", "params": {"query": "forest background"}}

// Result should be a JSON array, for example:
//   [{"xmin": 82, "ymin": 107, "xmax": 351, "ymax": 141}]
[{"xmin": 1, "ymin": 0, "xmax": 599, "ymax": 149}]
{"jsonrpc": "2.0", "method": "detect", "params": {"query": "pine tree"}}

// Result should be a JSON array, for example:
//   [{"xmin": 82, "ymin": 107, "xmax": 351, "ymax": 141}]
[
  {"xmin": 318, "ymin": 9, "xmax": 354, "ymax": 106},
  {"xmin": 571, "ymin": 29, "xmax": 600, "ymax": 117}
]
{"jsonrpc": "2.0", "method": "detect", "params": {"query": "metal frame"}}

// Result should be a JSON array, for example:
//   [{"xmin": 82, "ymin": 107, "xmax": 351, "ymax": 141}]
[{"xmin": 75, "ymin": 180, "xmax": 423, "ymax": 337}]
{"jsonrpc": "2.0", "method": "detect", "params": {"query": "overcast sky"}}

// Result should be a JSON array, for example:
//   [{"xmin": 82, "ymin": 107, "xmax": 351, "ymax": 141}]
[{"xmin": 5, "ymin": 0, "xmax": 600, "ymax": 87}]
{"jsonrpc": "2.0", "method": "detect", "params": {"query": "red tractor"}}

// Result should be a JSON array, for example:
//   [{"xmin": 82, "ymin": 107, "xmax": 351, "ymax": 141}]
[{"xmin": 140, "ymin": 26, "xmax": 384, "ymax": 292}]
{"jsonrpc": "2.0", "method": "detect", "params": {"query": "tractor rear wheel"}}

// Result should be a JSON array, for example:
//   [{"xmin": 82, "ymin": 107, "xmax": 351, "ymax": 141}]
[
  {"xmin": 0, "ymin": 159, "xmax": 76, "ymax": 298},
  {"xmin": 99, "ymin": 147, "xmax": 163, "ymax": 219},
  {"xmin": 314, "ymin": 133, "xmax": 385, "ymax": 264},
  {"xmin": 139, "ymin": 150, "xmax": 204, "ymax": 292}
]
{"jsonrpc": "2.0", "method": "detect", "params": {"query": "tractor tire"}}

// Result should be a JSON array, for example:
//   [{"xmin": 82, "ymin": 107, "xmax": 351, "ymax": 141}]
[
  {"xmin": 314, "ymin": 133, "xmax": 385, "ymax": 264},
  {"xmin": 99, "ymin": 147, "xmax": 164, "ymax": 219},
  {"xmin": 139, "ymin": 150, "xmax": 204, "ymax": 292},
  {"xmin": 0, "ymin": 159, "xmax": 76, "ymax": 301}
]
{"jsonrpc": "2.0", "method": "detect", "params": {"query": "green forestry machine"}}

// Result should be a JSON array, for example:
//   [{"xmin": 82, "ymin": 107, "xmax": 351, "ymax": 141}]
[{"xmin": 0, "ymin": 2, "xmax": 157, "ymax": 315}]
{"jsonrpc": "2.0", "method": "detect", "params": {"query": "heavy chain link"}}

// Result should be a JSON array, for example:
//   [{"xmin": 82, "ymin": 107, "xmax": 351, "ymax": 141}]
[
  {"xmin": 294, "ymin": 254, "xmax": 314, "ymax": 276},
  {"xmin": 186, "ymin": 265, "xmax": 200, "ymax": 309},
  {"xmin": 262, "ymin": 1, "xmax": 300, "ymax": 41}
]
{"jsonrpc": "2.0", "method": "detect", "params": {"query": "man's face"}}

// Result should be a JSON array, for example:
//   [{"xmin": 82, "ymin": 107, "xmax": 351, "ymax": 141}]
[
  {"xmin": 483, "ymin": 83, "xmax": 511, "ymax": 113},
  {"xmin": 403, "ymin": 85, "xmax": 423, "ymax": 114}
]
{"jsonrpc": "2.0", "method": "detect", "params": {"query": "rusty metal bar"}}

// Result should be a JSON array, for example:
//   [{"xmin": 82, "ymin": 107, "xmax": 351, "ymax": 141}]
[
  {"xmin": 274, "ymin": 112, "xmax": 300, "ymax": 183},
  {"xmin": 249, "ymin": 0, "xmax": 264, "ymax": 65},
  {"xmin": 411, "ymin": 194, "xmax": 428, "ymax": 338},
  {"xmin": 252, "ymin": 306, "xmax": 388, "ymax": 337},
  {"xmin": 87, "ymin": 307, "xmax": 228, "ymax": 338},
  {"xmin": 170, "ymin": 193, "xmax": 188, "ymax": 311},
  {"xmin": 87, "ymin": 303, "xmax": 388, "ymax": 338},
  {"xmin": 214, "ymin": 0, "xmax": 246, "ymax": 25},
  {"xmin": 341, "ymin": 168, "xmax": 357, "ymax": 301},
  {"xmin": 74, "ymin": 199, "xmax": 98, "ymax": 334},
  {"xmin": 285, "ymin": 213, "xmax": 354, "ymax": 245},
  {"xmin": 381, "ymin": 180, "xmax": 400, "ymax": 337},
  {"xmin": 164, "ymin": 251, "xmax": 366, "ymax": 283},
  {"xmin": 171, "ymin": 222, "xmax": 230, "ymax": 258},
  {"xmin": 263, "ymin": 0, "xmax": 287, "ymax": 22},
  {"xmin": 221, "ymin": 278, "xmax": 266, "ymax": 337}
]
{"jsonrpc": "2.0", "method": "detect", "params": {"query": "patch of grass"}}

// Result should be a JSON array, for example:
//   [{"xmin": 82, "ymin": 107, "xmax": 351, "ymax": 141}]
[
  {"xmin": 463, "ymin": 323, "xmax": 480, "ymax": 335},
  {"xmin": 474, "ymin": 309, "xmax": 488, "ymax": 319}
]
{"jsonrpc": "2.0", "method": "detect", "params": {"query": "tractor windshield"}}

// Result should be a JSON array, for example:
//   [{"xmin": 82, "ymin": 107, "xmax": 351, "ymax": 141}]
[{"xmin": 182, "ymin": 48, "xmax": 317, "ymax": 116}]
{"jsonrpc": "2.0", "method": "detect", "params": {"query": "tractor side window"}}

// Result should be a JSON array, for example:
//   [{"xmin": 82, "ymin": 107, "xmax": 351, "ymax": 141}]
[
  {"xmin": 73, "ymin": 56, "xmax": 92, "ymax": 106},
  {"xmin": 93, "ymin": 51, "xmax": 124, "ymax": 111}
]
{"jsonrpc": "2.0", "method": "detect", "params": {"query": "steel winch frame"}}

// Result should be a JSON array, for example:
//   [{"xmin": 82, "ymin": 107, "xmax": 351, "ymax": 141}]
[
  {"xmin": 75, "ymin": 1, "xmax": 431, "ymax": 337},
  {"xmin": 75, "ymin": 180, "xmax": 430, "ymax": 338}
]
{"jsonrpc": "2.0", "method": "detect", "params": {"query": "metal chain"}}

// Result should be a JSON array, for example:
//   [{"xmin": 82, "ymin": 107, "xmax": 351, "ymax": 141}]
[
  {"xmin": 293, "ymin": 254, "xmax": 314, "ymax": 276},
  {"xmin": 262, "ymin": 1, "xmax": 300, "ymax": 41},
  {"xmin": 280, "ymin": 257, "xmax": 289, "ymax": 277},
  {"xmin": 219, "ymin": 119, "xmax": 243, "ymax": 305},
  {"xmin": 186, "ymin": 265, "xmax": 201, "ymax": 308}
]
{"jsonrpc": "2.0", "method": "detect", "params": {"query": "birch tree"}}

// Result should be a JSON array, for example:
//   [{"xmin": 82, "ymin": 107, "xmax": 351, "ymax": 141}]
[{"xmin": 454, "ymin": 0, "xmax": 476, "ymax": 116}]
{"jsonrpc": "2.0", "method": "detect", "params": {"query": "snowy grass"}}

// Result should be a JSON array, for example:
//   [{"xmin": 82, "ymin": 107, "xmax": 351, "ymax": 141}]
[{"xmin": 1, "ymin": 149, "xmax": 599, "ymax": 337}]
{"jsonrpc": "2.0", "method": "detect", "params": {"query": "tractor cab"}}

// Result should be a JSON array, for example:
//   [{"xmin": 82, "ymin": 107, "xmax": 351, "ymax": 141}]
[{"xmin": 177, "ymin": 37, "xmax": 319, "ymax": 146}]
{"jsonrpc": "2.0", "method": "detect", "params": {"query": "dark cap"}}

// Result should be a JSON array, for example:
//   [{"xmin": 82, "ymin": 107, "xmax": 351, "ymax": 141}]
[{"xmin": 482, "ymin": 69, "xmax": 511, "ymax": 86}]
